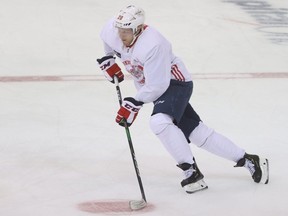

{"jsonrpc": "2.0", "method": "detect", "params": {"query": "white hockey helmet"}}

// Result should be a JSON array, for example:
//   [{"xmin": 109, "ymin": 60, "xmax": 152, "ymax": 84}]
[{"xmin": 114, "ymin": 5, "xmax": 145, "ymax": 34}]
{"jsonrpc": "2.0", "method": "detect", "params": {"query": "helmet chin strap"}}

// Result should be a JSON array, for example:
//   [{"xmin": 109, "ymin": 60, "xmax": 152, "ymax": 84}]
[
  {"xmin": 128, "ymin": 27, "xmax": 143, "ymax": 46},
  {"xmin": 128, "ymin": 35, "xmax": 138, "ymax": 46}
]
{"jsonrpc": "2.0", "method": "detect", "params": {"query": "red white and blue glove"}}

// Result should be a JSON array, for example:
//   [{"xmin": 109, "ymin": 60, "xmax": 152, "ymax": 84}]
[
  {"xmin": 97, "ymin": 56, "xmax": 124, "ymax": 83},
  {"xmin": 116, "ymin": 97, "xmax": 144, "ymax": 127}
]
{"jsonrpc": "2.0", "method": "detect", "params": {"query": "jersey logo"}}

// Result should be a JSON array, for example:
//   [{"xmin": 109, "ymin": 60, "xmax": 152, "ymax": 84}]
[
  {"xmin": 124, "ymin": 103, "xmax": 140, "ymax": 112},
  {"xmin": 155, "ymin": 100, "xmax": 165, "ymax": 105},
  {"xmin": 100, "ymin": 61, "xmax": 110, "ymax": 70}
]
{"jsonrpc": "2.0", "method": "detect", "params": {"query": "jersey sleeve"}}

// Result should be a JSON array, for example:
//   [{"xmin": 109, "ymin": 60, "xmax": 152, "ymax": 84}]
[
  {"xmin": 103, "ymin": 42, "xmax": 115, "ymax": 56},
  {"xmin": 100, "ymin": 19, "xmax": 116, "ymax": 56},
  {"xmin": 134, "ymin": 44, "xmax": 171, "ymax": 103}
]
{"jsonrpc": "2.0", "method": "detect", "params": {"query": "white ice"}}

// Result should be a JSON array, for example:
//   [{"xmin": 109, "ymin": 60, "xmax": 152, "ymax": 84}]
[{"xmin": 0, "ymin": 0, "xmax": 288, "ymax": 216}]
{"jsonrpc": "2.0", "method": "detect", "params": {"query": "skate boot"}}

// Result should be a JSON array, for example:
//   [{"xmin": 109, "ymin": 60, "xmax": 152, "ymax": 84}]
[
  {"xmin": 177, "ymin": 160, "xmax": 208, "ymax": 193},
  {"xmin": 234, "ymin": 153, "xmax": 269, "ymax": 184}
]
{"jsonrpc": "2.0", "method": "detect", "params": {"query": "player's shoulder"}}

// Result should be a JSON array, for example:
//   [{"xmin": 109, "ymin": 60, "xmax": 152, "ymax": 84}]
[
  {"xmin": 136, "ymin": 26, "xmax": 171, "ymax": 53},
  {"xmin": 140, "ymin": 26, "xmax": 165, "ymax": 44},
  {"xmin": 100, "ymin": 18, "xmax": 118, "ymax": 43}
]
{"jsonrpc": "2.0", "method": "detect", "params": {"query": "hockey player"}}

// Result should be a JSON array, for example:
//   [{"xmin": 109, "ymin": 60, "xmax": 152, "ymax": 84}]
[{"xmin": 97, "ymin": 5, "xmax": 269, "ymax": 193}]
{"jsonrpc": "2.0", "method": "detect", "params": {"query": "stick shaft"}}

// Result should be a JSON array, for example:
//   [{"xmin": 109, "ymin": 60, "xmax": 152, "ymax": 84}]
[{"xmin": 114, "ymin": 77, "xmax": 147, "ymax": 202}]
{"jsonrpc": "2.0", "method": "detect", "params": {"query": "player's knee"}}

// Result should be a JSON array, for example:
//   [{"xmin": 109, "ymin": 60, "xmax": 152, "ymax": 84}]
[
  {"xmin": 189, "ymin": 122, "xmax": 214, "ymax": 147},
  {"xmin": 150, "ymin": 113, "xmax": 174, "ymax": 135}
]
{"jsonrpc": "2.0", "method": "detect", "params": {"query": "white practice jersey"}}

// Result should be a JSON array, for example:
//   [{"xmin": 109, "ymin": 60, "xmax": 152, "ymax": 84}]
[{"xmin": 100, "ymin": 19, "xmax": 192, "ymax": 103}]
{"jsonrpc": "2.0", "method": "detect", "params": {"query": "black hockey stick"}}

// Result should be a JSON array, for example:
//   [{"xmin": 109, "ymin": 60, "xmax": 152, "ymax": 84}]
[{"xmin": 114, "ymin": 76, "xmax": 147, "ymax": 210}]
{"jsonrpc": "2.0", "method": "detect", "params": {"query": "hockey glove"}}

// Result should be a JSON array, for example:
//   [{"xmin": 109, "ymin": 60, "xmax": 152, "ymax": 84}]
[
  {"xmin": 97, "ymin": 56, "xmax": 124, "ymax": 83},
  {"xmin": 116, "ymin": 97, "xmax": 144, "ymax": 127}
]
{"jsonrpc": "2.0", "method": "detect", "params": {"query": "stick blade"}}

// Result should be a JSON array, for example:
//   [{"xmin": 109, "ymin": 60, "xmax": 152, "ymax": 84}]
[{"xmin": 129, "ymin": 199, "xmax": 147, "ymax": 210}]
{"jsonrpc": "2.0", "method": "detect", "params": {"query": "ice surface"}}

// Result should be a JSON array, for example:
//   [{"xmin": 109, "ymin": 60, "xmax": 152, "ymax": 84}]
[{"xmin": 0, "ymin": 0, "xmax": 288, "ymax": 215}]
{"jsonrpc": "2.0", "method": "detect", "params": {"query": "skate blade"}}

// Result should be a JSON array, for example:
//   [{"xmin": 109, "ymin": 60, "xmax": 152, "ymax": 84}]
[
  {"xmin": 184, "ymin": 179, "xmax": 208, "ymax": 194},
  {"xmin": 260, "ymin": 158, "xmax": 269, "ymax": 184}
]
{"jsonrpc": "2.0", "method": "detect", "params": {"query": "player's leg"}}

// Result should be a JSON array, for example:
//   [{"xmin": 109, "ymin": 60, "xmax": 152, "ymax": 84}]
[
  {"xmin": 189, "ymin": 121, "xmax": 245, "ymax": 162},
  {"xmin": 150, "ymin": 80, "xmax": 207, "ymax": 193},
  {"xmin": 179, "ymin": 107, "xmax": 269, "ymax": 184},
  {"xmin": 150, "ymin": 113, "xmax": 207, "ymax": 193},
  {"xmin": 150, "ymin": 113, "xmax": 193, "ymax": 164},
  {"xmin": 189, "ymin": 122, "xmax": 269, "ymax": 183}
]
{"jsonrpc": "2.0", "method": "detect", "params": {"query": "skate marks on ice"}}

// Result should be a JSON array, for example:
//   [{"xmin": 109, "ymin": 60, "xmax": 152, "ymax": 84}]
[{"xmin": 77, "ymin": 199, "xmax": 155, "ymax": 215}]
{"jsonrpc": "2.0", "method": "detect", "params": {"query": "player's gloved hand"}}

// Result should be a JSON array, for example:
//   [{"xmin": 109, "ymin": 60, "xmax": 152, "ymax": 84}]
[
  {"xmin": 116, "ymin": 97, "xmax": 144, "ymax": 127},
  {"xmin": 97, "ymin": 56, "xmax": 124, "ymax": 83}
]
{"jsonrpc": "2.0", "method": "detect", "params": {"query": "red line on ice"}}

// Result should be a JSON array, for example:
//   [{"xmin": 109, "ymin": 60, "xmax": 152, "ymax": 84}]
[{"xmin": 0, "ymin": 73, "xmax": 287, "ymax": 83}]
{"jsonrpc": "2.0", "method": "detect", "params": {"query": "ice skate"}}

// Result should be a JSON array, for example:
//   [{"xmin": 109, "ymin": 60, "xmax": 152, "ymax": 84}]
[
  {"xmin": 177, "ymin": 161, "xmax": 208, "ymax": 193},
  {"xmin": 235, "ymin": 153, "xmax": 269, "ymax": 184}
]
